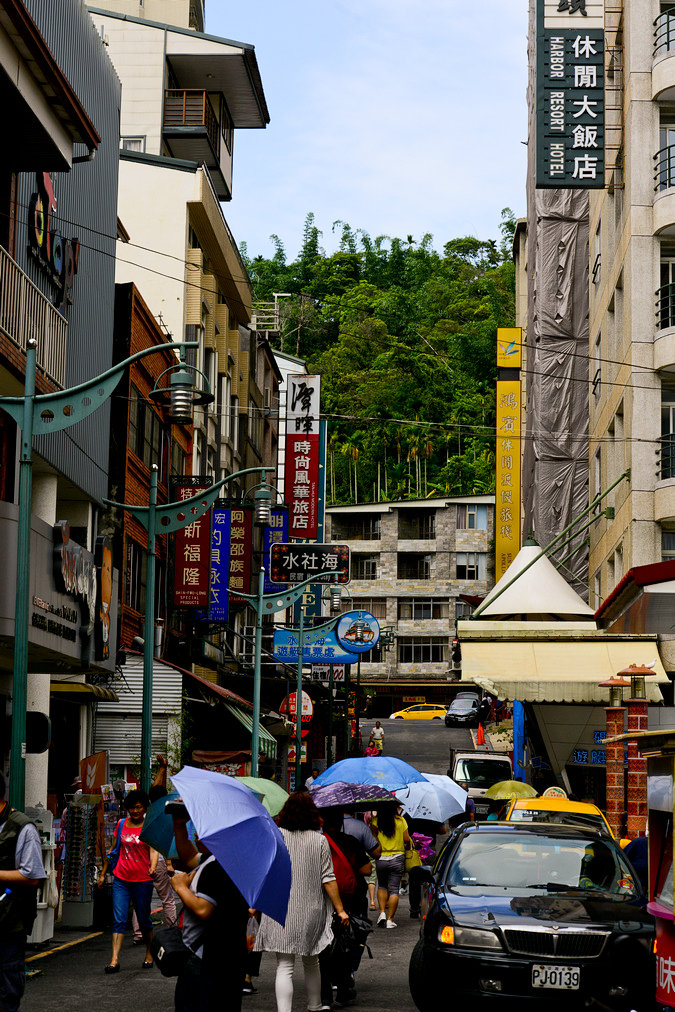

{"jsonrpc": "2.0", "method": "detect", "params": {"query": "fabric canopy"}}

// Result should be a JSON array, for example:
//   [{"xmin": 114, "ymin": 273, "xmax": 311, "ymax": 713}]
[
  {"xmin": 463, "ymin": 639, "xmax": 667, "ymax": 704},
  {"xmin": 224, "ymin": 702, "xmax": 277, "ymax": 758},
  {"xmin": 50, "ymin": 681, "xmax": 119, "ymax": 702}
]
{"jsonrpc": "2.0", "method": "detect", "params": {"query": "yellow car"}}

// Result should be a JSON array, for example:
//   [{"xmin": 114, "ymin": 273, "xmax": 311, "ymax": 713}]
[
  {"xmin": 505, "ymin": 797, "xmax": 615, "ymax": 838},
  {"xmin": 389, "ymin": 703, "xmax": 447, "ymax": 720}
]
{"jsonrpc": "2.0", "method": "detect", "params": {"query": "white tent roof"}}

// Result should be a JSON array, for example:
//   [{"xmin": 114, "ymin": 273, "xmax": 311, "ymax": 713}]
[{"xmin": 475, "ymin": 543, "xmax": 596, "ymax": 620}]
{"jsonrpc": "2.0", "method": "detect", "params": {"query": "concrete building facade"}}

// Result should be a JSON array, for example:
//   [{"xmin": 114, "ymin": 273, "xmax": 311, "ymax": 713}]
[{"xmin": 325, "ymin": 496, "xmax": 495, "ymax": 715}]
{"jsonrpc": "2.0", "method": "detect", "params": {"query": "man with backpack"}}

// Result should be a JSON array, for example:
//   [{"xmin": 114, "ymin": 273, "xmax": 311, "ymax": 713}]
[{"xmin": 0, "ymin": 772, "xmax": 46, "ymax": 1011}]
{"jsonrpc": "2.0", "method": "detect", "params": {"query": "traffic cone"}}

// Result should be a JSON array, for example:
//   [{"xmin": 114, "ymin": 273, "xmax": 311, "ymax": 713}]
[{"xmin": 476, "ymin": 723, "xmax": 485, "ymax": 746}]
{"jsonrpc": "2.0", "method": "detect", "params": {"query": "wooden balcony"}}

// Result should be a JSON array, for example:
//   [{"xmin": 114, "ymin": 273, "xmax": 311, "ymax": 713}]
[
  {"xmin": 0, "ymin": 246, "xmax": 67, "ymax": 386},
  {"xmin": 163, "ymin": 89, "xmax": 220, "ymax": 158}
]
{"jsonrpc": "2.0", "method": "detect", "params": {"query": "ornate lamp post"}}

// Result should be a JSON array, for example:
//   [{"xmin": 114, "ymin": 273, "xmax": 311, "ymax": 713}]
[
  {"xmin": 0, "ymin": 338, "xmax": 202, "ymax": 808},
  {"xmin": 598, "ymin": 675, "xmax": 630, "ymax": 839}
]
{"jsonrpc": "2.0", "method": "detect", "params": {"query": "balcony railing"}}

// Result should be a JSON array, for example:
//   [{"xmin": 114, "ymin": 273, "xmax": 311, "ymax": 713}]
[
  {"xmin": 657, "ymin": 433, "xmax": 675, "ymax": 480},
  {"xmin": 0, "ymin": 246, "xmax": 67, "ymax": 386},
  {"xmin": 656, "ymin": 281, "xmax": 675, "ymax": 329},
  {"xmin": 655, "ymin": 9, "xmax": 675, "ymax": 57},
  {"xmin": 654, "ymin": 144, "xmax": 675, "ymax": 191},
  {"xmin": 163, "ymin": 90, "xmax": 219, "ymax": 156}
]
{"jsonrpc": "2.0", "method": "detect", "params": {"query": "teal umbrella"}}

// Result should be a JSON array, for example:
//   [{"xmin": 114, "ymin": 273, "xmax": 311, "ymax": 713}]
[{"xmin": 139, "ymin": 792, "xmax": 195, "ymax": 858}]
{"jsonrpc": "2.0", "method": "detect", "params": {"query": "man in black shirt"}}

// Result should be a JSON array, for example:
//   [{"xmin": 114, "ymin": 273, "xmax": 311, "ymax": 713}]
[{"xmin": 171, "ymin": 813, "xmax": 249, "ymax": 1011}]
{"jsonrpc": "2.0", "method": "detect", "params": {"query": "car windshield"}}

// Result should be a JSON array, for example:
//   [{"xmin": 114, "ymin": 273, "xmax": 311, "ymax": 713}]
[
  {"xmin": 509, "ymin": 808, "xmax": 610, "ymax": 835},
  {"xmin": 450, "ymin": 700, "xmax": 475, "ymax": 712},
  {"xmin": 444, "ymin": 832, "xmax": 638, "ymax": 899},
  {"xmin": 455, "ymin": 759, "xmax": 512, "ymax": 787}
]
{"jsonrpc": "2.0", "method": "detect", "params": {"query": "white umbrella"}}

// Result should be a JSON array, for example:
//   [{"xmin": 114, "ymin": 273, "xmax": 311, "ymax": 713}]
[{"xmin": 395, "ymin": 772, "xmax": 467, "ymax": 822}]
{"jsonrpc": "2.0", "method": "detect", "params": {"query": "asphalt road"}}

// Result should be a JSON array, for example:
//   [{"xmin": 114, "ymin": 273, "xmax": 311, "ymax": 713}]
[
  {"xmin": 24, "ymin": 724, "xmax": 472, "ymax": 1011},
  {"xmin": 360, "ymin": 716, "xmax": 474, "ymax": 774}
]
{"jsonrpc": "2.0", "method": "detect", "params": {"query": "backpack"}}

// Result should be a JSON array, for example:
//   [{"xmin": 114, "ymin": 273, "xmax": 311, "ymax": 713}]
[{"xmin": 325, "ymin": 834, "xmax": 358, "ymax": 900}]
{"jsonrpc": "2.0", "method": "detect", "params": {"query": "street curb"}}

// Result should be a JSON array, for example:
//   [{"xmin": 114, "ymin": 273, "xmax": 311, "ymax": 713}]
[{"xmin": 26, "ymin": 931, "xmax": 103, "ymax": 964}]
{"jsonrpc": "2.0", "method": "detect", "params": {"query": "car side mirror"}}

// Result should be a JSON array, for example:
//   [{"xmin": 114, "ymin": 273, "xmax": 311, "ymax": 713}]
[{"xmin": 417, "ymin": 865, "xmax": 434, "ymax": 883}]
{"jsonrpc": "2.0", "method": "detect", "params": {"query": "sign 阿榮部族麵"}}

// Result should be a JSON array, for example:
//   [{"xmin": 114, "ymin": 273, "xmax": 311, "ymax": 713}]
[
  {"xmin": 270, "ymin": 543, "xmax": 350, "ymax": 584},
  {"xmin": 536, "ymin": 0, "xmax": 605, "ymax": 188}
]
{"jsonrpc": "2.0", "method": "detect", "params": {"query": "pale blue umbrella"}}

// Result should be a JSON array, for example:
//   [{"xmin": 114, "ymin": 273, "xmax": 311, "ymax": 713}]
[
  {"xmin": 172, "ymin": 766, "xmax": 291, "ymax": 924},
  {"xmin": 395, "ymin": 773, "xmax": 467, "ymax": 822}
]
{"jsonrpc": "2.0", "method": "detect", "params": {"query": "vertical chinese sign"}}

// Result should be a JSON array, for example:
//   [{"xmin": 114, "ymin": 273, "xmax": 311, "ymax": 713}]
[
  {"xmin": 229, "ymin": 507, "xmax": 253, "ymax": 603},
  {"xmin": 284, "ymin": 374, "xmax": 321, "ymax": 539},
  {"xmin": 263, "ymin": 508, "xmax": 289, "ymax": 593},
  {"xmin": 536, "ymin": 0, "xmax": 605, "ymax": 188},
  {"xmin": 495, "ymin": 329, "xmax": 522, "ymax": 582},
  {"xmin": 173, "ymin": 478, "xmax": 212, "ymax": 607},
  {"xmin": 209, "ymin": 507, "xmax": 231, "ymax": 621}
]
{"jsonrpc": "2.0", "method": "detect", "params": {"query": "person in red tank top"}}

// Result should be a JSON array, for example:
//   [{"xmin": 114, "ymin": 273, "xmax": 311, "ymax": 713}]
[{"xmin": 97, "ymin": 790, "xmax": 157, "ymax": 974}]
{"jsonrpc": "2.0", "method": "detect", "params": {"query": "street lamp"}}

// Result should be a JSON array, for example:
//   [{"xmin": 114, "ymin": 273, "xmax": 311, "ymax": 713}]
[
  {"xmin": 233, "ymin": 569, "xmax": 341, "ymax": 778},
  {"xmin": 0, "ymin": 338, "xmax": 203, "ymax": 808},
  {"xmin": 104, "ymin": 464, "xmax": 274, "ymax": 792}
]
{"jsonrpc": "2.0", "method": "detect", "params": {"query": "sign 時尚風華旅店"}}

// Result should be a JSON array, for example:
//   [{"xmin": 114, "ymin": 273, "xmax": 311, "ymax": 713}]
[
  {"xmin": 270, "ymin": 543, "xmax": 350, "ymax": 584},
  {"xmin": 536, "ymin": 0, "xmax": 605, "ymax": 188}
]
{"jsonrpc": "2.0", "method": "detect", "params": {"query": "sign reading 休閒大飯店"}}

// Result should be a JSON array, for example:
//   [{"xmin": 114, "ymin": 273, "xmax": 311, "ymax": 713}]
[
  {"xmin": 495, "ymin": 329, "xmax": 522, "ymax": 582},
  {"xmin": 536, "ymin": 0, "xmax": 605, "ymax": 188}
]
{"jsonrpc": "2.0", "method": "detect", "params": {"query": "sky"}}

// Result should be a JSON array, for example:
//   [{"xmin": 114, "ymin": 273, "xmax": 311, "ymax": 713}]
[{"xmin": 206, "ymin": 1, "xmax": 529, "ymax": 262}]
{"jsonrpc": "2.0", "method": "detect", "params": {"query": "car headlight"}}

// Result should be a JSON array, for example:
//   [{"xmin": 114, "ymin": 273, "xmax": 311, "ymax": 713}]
[{"xmin": 438, "ymin": 924, "xmax": 502, "ymax": 950}]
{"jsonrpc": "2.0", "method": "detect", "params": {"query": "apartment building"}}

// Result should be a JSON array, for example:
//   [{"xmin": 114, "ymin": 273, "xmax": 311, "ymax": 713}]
[
  {"xmin": 325, "ymin": 496, "xmax": 495, "ymax": 715},
  {"xmin": 586, "ymin": 0, "xmax": 675, "ymax": 600},
  {"xmin": 87, "ymin": 1, "xmax": 271, "ymax": 496}
]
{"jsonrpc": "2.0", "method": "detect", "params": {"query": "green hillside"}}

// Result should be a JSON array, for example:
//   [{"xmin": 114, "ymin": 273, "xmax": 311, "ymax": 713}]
[{"xmin": 241, "ymin": 211, "xmax": 517, "ymax": 504}]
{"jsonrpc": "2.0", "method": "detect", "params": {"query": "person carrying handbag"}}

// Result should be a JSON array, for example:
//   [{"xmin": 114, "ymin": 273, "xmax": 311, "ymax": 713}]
[{"xmin": 168, "ymin": 805, "xmax": 249, "ymax": 1012}]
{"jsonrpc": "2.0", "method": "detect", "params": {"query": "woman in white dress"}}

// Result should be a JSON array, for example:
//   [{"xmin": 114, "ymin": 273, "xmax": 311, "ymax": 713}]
[{"xmin": 255, "ymin": 792, "xmax": 349, "ymax": 1012}]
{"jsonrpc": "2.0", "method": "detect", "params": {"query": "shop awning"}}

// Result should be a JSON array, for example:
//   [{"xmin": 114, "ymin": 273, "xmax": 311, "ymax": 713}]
[
  {"xmin": 224, "ymin": 702, "xmax": 277, "ymax": 758},
  {"xmin": 50, "ymin": 681, "xmax": 119, "ymax": 702},
  {"xmin": 462, "ymin": 640, "xmax": 668, "ymax": 704}
]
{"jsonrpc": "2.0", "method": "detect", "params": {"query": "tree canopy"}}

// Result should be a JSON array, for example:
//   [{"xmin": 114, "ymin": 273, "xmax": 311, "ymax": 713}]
[{"xmin": 241, "ymin": 211, "xmax": 517, "ymax": 504}]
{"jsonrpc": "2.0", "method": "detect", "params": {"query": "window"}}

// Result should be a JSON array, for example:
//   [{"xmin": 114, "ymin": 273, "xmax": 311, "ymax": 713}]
[
  {"xmin": 456, "ymin": 504, "xmax": 488, "ymax": 530},
  {"xmin": 398, "ymin": 599, "xmax": 449, "ymax": 620},
  {"xmin": 398, "ymin": 637, "xmax": 448, "ymax": 664},
  {"xmin": 343, "ymin": 597, "xmax": 387, "ymax": 619},
  {"xmin": 332, "ymin": 516, "xmax": 381, "ymax": 540},
  {"xmin": 219, "ymin": 97, "xmax": 234, "ymax": 154},
  {"xmin": 455, "ymin": 600, "xmax": 474, "ymax": 620},
  {"xmin": 663, "ymin": 531, "xmax": 675, "ymax": 561},
  {"xmin": 397, "ymin": 553, "xmax": 431, "ymax": 580},
  {"xmin": 659, "ymin": 258, "xmax": 675, "ymax": 330},
  {"xmin": 614, "ymin": 543, "xmax": 623, "ymax": 582},
  {"xmin": 456, "ymin": 552, "xmax": 487, "ymax": 581},
  {"xmin": 592, "ymin": 334, "xmax": 601, "ymax": 402},
  {"xmin": 658, "ymin": 120, "xmax": 675, "ymax": 191},
  {"xmin": 248, "ymin": 406, "xmax": 263, "ymax": 452},
  {"xmin": 128, "ymin": 385, "xmax": 164, "ymax": 471},
  {"xmin": 120, "ymin": 136, "xmax": 146, "ymax": 152},
  {"xmin": 352, "ymin": 555, "xmax": 379, "ymax": 580},
  {"xmin": 592, "ymin": 221, "xmax": 601, "ymax": 284},
  {"xmin": 662, "ymin": 388, "xmax": 675, "ymax": 479},
  {"xmin": 398, "ymin": 511, "xmax": 436, "ymax": 539},
  {"xmin": 593, "ymin": 570, "xmax": 601, "ymax": 604},
  {"xmin": 170, "ymin": 439, "xmax": 186, "ymax": 477},
  {"xmin": 125, "ymin": 541, "xmax": 147, "ymax": 613},
  {"xmin": 594, "ymin": 447, "xmax": 602, "ymax": 498}
]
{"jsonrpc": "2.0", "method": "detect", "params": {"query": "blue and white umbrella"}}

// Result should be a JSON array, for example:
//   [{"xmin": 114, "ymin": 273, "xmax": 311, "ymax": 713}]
[{"xmin": 395, "ymin": 772, "xmax": 467, "ymax": 822}]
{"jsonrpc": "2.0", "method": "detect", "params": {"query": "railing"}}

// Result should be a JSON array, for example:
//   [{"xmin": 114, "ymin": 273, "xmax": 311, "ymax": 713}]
[
  {"xmin": 251, "ymin": 302, "xmax": 280, "ymax": 331},
  {"xmin": 654, "ymin": 9, "xmax": 675, "ymax": 57},
  {"xmin": 163, "ymin": 90, "xmax": 219, "ymax": 157},
  {"xmin": 656, "ymin": 281, "xmax": 675, "ymax": 329},
  {"xmin": 654, "ymin": 144, "xmax": 675, "ymax": 191},
  {"xmin": 657, "ymin": 433, "xmax": 675, "ymax": 480},
  {"xmin": 0, "ymin": 246, "xmax": 67, "ymax": 386}
]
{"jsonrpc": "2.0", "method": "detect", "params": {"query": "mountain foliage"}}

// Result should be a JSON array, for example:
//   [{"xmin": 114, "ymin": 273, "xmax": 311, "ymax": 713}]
[{"xmin": 241, "ymin": 211, "xmax": 517, "ymax": 505}]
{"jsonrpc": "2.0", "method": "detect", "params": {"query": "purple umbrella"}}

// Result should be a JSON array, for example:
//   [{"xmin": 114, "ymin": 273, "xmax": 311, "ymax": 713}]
[{"xmin": 309, "ymin": 781, "xmax": 395, "ymax": 808}]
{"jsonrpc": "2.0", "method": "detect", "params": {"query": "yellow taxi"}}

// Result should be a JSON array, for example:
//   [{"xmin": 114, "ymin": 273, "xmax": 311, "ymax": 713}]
[
  {"xmin": 389, "ymin": 703, "xmax": 447, "ymax": 720},
  {"xmin": 505, "ymin": 797, "xmax": 615, "ymax": 838}
]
